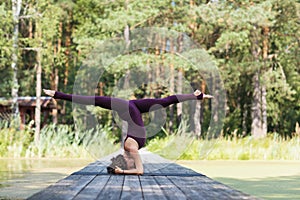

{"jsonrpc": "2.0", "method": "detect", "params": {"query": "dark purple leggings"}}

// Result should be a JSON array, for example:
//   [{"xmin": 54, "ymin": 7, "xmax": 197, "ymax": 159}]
[{"xmin": 54, "ymin": 91, "xmax": 203, "ymax": 149}]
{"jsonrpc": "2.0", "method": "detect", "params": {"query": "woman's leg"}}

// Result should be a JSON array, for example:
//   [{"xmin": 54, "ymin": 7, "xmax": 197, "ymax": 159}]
[
  {"xmin": 54, "ymin": 91, "xmax": 129, "ymax": 112},
  {"xmin": 131, "ymin": 93, "xmax": 203, "ymax": 113}
]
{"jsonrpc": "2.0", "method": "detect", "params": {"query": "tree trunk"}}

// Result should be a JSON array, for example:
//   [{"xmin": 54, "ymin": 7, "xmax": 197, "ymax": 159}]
[
  {"xmin": 28, "ymin": 3, "xmax": 33, "ymax": 39},
  {"xmin": 242, "ymin": 105, "xmax": 248, "ymax": 136},
  {"xmin": 194, "ymin": 101, "xmax": 201, "ymax": 137},
  {"xmin": 176, "ymin": 34, "xmax": 183, "ymax": 124},
  {"xmin": 251, "ymin": 71, "xmax": 265, "ymax": 138},
  {"xmin": 261, "ymin": 26, "xmax": 269, "ymax": 136},
  {"xmin": 211, "ymin": 74, "xmax": 223, "ymax": 139},
  {"xmin": 11, "ymin": 0, "xmax": 22, "ymax": 128},
  {"xmin": 261, "ymin": 83, "xmax": 267, "ymax": 135},
  {"xmin": 251, "ymin": 26, "xmax": 269, "ymax": 138},
  {"xmin": 64, "ymin": 11, "xmax": 72, "ymax": 90},
  {"xmin": 189, "ymin": 0, "xmax": 197, "ymax": 38},
  {"xmin": 35, "ymin": 57, "xmax": 42, "ymax": 144},
  {"xmin": 169, "ymin": 38, "xmax": 175, "ymax": 132},
  {"xmin": 51, "ymin": 21, "xmax": 63, "ymax": 124},
  {"xmin": 200, "ymin": 80, "xmax": 206, "ymax": 123},
  {"xmin": 34, "ymin": 21, "xmax": 42, "ymax": 145},
  {"xmin": 52, "ymin": 68, "xmax": 59, "ymax": 124},
  {"xmin": 122, "ymin": 1, "xmax": 130, "ymax": 146},
  {"xmin": 192, "ymin": 79, "xmax": 201, "ymax": 136},
  {"xmin": 61, "ymin": 11, "xmax": 72, "ymax": 122},
  {"xmin": 193, "ymin": 80, "xmax": 206, "ymax": 138},
  {"xmin": 169, "ymin": 63, "xmax": 174, "ymax": 132},
  {"xmin": 176, "ymin": 69, "xmax": 183, "ymax": 123}
]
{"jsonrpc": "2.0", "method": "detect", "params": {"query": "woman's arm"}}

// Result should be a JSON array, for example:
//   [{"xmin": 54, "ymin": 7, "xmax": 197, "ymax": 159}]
[
  {"xmin": 132, "ymin": 90, "xmax": 213, "ymax": 113},
  {"xmin": 115, "ymin": 152, "xmax": 143, "ymax": 175},
  {"xmin": 114, "ymin": 138, "xmax": 144, "ymax": 175}
]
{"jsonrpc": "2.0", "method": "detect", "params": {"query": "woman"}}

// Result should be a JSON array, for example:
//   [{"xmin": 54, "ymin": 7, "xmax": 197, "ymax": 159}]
[{"xmin": 43, "ymin": 89, "xmax": 213, "ymax": 175}]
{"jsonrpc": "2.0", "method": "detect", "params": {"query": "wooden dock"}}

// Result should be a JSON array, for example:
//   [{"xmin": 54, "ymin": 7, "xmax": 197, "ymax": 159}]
[{"xmin": 28, "ymin": 149, "xmax": 259, "ymax": 200}]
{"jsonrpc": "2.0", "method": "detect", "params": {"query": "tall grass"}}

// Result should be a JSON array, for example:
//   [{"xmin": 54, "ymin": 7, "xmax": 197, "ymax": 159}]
[
  {"xmin": 0, "ymin": 121, "xmax": 119, "ymax": 158},
  {"xmin": 146, "ymin": 120, "xmax": 196, "ymax": 160},
  {"xmin": 0, "ymin": 121, "xmax": 32, "ymax": 157},
  {"xmin": 146, "ymin": 123, "xmax": 300, "ymax": 160},
  {"xmin": 2, "ymin": 119, "xmax": 299, "ymax": 160},
  {"xmin": 180, "ymin": 134, "xmax": 300, "ymax": 160}
]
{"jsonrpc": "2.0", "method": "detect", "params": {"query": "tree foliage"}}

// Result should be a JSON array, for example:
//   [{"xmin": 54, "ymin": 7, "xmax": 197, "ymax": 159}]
[{"xmin": 0, "ymin": 0, "xmax": 299, "ymax": 138}]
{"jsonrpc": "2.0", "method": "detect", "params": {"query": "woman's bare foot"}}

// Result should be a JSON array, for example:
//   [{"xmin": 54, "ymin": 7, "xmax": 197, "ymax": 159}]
[
  {"xmin": 43, "ymin": 89, "xmax": 55, "ymax": 97},
  {"xmin": 193, "ymin": 89, "xmax": 202, "ymax": 97},
  {"xmin": 194, "ymin": 89, "xmax": 214, "ymax": 99},
  {"xmin": 203, "ymin": 94, "xmax": 214, "ymax": 99}
]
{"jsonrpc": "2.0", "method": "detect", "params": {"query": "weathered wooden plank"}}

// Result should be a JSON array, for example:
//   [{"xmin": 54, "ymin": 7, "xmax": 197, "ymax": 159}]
[
  {"xmin": 74, "ymin": 160, "xmax": 107, "ymax": 173},
  {"xmin": 167, "ymin": 176, "xmax": 259, "ymax": 200},
  {"xmin": 139, "ymin": 176, "xmax": 168, "ymax": 200},
  {"xmin": 153, "ymin": 176, "xmax": 187, "ymax": 200},
  {"xmin": 28, "ymin": 149, "xmax": 259, "ymax": 200},
  {"xmin": 28, "ymin": 161, "xmax": 107, "ymax": 200},
  {"xmin": 142, "ymin": 162, "xmax": 163, "ymax": 174},
  {"xmin": 71, "ymin": 162, "xmax": 107, "ymax": 176},
  {"xmin": 27, "ymin": 174, "xmax": 95, "ymax": 200},
  {"xmin": 96, "ymin": 174, "xmax": 124, "ymax": 200},
  {"xmin": 140, "ymin": 149, "xmax": 172, "ymax": 174},
  {"xmin": 120, "ymin": 175, "xmax": 143, "ymax": 200},
  {"xmin": 72, "ymin": 175, "xmax": 110, "ymax": 200},
  {"xmin": 157, "ymin": 162, "xmax": 201, "ymax": 176},
  {"xmin": 141, "ymin": 150, "xmax": 201, "ymax": 176}
]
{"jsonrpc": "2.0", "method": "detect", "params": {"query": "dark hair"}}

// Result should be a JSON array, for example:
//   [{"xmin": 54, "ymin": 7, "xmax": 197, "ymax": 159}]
[{"xmin": 108, "ymin": 154, "xmax": 128, "ymax": 171}]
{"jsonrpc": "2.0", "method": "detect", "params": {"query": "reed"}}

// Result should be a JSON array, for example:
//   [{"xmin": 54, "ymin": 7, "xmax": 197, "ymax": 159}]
[
  {"xmin": 0, "ymin": 122, "xmax": 118, "ymax": 158},
  {"xmin": 147, "ymin": 125, "xmax": 300, "ymax": 160}
]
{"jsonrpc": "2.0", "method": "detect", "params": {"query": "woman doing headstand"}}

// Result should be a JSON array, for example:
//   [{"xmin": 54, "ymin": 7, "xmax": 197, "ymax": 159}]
[{"xmin": 43, "ymin": 89, "xmax": 213, "ymax": 175}]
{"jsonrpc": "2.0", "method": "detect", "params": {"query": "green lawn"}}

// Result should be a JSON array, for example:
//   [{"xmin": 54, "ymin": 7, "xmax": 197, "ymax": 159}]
[{"xmin": 177, "ymin": 160, "xmax": 300, "ymax": 200}]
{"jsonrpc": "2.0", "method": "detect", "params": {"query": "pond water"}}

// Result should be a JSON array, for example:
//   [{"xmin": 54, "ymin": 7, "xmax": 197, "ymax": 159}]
[
  {"xmin": 177, "ymin": 160, "xmax": 300, "ymax": 200},
  {"xmin": 0, "ymin": 158, "xmax": 93, "ymax": 200}
]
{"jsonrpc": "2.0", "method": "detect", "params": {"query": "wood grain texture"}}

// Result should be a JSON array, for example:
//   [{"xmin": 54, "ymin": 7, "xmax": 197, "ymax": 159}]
[
  {"xmin": 28, "ymin": 149, "xmax": 260, "ymax": 200},
  {"xmin": 120, "ymin": 175, "xmax": 143, "ymax": 200}
]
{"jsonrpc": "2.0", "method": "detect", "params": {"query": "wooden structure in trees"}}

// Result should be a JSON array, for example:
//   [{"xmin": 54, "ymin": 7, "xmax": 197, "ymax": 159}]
[{"xmin": 0, "ymin": 97, "xmax": 56, "ymax": 129}]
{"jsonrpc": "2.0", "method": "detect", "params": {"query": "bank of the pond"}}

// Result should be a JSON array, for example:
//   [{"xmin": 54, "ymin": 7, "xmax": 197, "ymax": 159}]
[
  {"xmin": 176, "ymin": 160, "xmax": 300, "ymax": 200},
  {"xmin": 0, "ymin": 158, "xmax": 93, "ymax": 200}
]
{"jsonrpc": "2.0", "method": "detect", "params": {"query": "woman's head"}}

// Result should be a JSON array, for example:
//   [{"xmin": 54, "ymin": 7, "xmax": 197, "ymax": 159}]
[
  {"xmin": 108, "ymin": 154, "xmax": 127, "ymax": 171},
  {"xmin": 123, "ymin": 151, "xmax": 135, "ymax": 169},
  {"xmin": 108, "ymin": 152, "xmax": 135, "ymax": 172}
]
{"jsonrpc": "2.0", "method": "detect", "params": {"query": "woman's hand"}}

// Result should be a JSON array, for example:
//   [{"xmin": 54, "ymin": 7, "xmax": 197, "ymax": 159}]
[
  {"xmin": 43, "ymin": 89, "xmax": 55, "ymax": 97},
  {"xmin": 114, "ymin": 166, "xmax": 124, "ymax": 174}
]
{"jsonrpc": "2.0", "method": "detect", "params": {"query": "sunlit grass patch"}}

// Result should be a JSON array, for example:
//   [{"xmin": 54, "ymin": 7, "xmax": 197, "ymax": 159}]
[
  {"xmin": 0, "ymin": 122, "xmax": 118, "ymax": 159},
  {"xmin": 147, "ymin": 132, "xmax": 300, "ymax": 160}
]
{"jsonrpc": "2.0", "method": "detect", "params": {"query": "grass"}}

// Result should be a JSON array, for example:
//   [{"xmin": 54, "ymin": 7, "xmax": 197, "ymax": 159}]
[
  {"xmin": 1, "ymin": 119, "xmax": 300, "ymax": 160},
  {"xmin": 0, "ymin": 121, "xmax": 119, "ymax": 159},
  {"xmin": 147, "ymin": 133, "xmax": 300, "ymax": 160}
]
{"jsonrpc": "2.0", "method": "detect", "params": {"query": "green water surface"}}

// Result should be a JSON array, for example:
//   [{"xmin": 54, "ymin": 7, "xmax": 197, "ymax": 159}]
[
  {"xmin": 177, "ymin": 160, "xmax": 300, "ymax": 200},
  {"xmin": 0, "ymin": 158, "xmax": 92, "ymax": 200}
]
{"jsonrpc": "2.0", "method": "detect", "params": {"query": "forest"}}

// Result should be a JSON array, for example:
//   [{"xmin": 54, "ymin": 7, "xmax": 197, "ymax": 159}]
[{"xmin": 0, "ymin": 0, "xmax": 299, "ymax": 151}]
